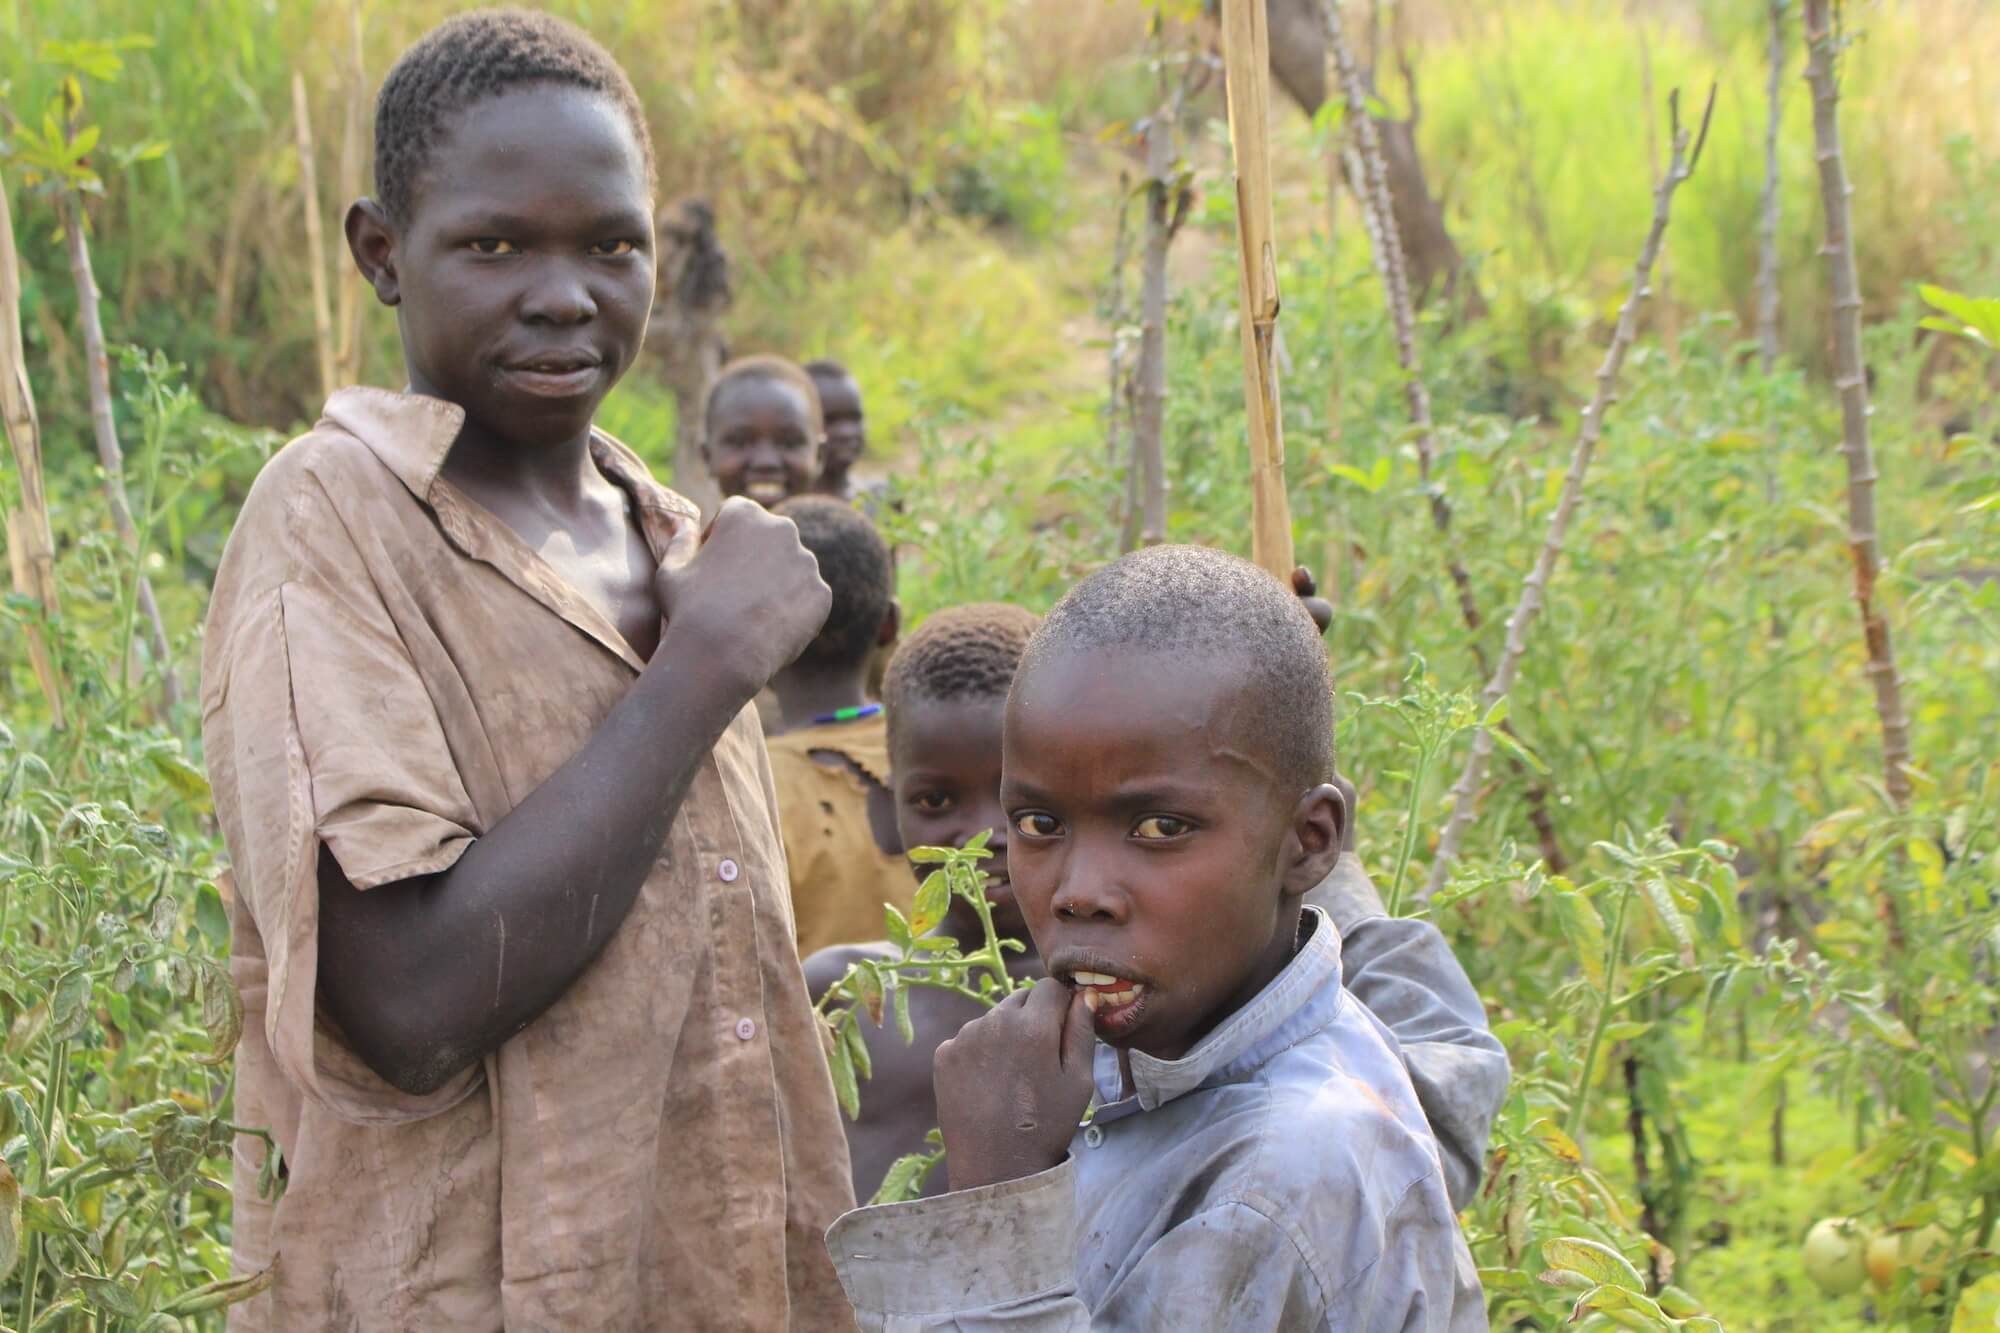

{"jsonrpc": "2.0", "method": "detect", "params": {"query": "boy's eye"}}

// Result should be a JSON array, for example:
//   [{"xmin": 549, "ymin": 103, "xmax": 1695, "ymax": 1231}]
[
  {"xmin": 590, "ymin": 239, "xmax": 639, "ymax": 257},
  {"xmin": 468, "ymin": 238, "xmax": 518, "ymax": 256},
  {"xmin": 1013, "ymin": 812, "xmax": 1062, "ymax": 839},
  {"xmin": 1133, "ymin": 815, "xmax": 1193, "ymax": 840},
  {"xmin": 911, "ymin": 791, "xmax": 953, "ymax": 814}
]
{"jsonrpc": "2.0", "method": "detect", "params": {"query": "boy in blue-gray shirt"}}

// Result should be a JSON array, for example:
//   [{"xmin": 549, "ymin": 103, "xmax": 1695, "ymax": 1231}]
[{"xmin": 828, "ymin": 546, "xmax": 1484, "ymax": 1330}]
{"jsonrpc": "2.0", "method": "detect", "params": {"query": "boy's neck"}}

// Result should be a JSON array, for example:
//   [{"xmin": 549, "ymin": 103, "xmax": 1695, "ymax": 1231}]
[
  {"xmin": 769, "ymin": 662, "xmax": 872, "ymax": 734},
  {"xmin": 415, "ymin": 378, "xmax": 603, "ymax": 509}
]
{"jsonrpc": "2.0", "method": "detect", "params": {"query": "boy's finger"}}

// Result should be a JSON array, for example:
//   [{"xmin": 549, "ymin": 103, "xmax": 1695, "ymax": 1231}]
[{"xmin": 1058, "ymin": 984, "xmax": 1096, "ymax": 1074}]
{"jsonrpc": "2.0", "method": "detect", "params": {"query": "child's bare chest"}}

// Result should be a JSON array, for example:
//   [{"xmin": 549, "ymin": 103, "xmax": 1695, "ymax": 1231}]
[{"xmin": 536, "ymin": 530, "xmax": 660, "ymax": 660}]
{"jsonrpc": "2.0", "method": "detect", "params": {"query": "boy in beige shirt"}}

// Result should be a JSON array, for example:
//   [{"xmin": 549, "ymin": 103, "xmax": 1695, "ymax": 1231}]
[{"xmin": 200, "ymin": 12, "xmax": 853, "ymax": 1327}]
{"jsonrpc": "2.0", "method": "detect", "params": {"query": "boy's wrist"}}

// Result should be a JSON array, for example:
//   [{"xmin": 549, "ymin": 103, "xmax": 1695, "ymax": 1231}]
[{"xmin": 646, "ymin": 618, "xmax": 767, "ymax": 714}]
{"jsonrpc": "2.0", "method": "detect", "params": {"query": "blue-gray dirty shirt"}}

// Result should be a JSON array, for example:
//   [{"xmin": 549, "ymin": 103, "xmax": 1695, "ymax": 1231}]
[{"xmin": 826, "ymin": 903, "xmax": 1488, "ymax": 1330}]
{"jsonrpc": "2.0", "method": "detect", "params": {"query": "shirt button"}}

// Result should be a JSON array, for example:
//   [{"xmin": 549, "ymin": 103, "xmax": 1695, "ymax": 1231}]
[
  {"xmin": 1083, "ymin": 1125, "xmax": 1104, "ymax": 1148},
  {"xmin": 718, "ymin": 858, "xmax": 740, "ymax": 882},
  {"xmin": 735, "ymin": 1017, "xmax": 757, "ymax": 1041}
]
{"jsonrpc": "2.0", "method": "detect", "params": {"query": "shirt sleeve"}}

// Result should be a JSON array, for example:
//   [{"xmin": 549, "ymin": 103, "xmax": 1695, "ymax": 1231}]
[
  {"xmin": 201, "ymin": 472, "xmax": 484, "ymax": 1125},
  {"xmin": 826, "ymin": 1160, "xmax": 1334, "ymax": 1331},
  {"xmin": 1307, "ymin": 854, "xmax": 1511, "ymax": 1209}
]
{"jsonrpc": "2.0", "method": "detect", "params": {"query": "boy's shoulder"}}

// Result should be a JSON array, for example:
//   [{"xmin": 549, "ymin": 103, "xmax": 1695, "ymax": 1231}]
[
  {"xmin": 801, "ymin": 939, "xmax": 901, "ymax": 1002},
  {"xmin": 1114, "ymin": 978, "xmax": 1451, "ymax": 1283}
]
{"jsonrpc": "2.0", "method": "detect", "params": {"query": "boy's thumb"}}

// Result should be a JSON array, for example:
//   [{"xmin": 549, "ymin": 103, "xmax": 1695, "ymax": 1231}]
[{"xmin": 1059, "ymin": 985, "xmax": 1097, "ymax": 1075}]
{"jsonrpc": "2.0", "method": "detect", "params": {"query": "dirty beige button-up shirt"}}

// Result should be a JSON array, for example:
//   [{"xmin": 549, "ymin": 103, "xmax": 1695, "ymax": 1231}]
[{"xmin": 200, "ymin": 387, "xmax": 857, "ymax": 1331}]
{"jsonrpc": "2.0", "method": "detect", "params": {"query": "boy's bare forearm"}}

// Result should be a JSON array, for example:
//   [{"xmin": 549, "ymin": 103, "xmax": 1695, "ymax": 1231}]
[{"xmin": 318, "ymin": 624, "xmax": 761, "ymax": 1095}]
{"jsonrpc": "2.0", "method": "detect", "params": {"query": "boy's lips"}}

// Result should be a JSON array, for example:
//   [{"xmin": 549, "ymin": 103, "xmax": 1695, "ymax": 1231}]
[
  {"xmin": 499, "ymin": 352, "xmax": 604, "ymax": 399},
  {"xmin": 744, "ymin": 479, "xmax": 789, "ymax": 504},
  {"xmin": 1052, "ymin": 954, "xmax": 1155, "ymax": 1035}
]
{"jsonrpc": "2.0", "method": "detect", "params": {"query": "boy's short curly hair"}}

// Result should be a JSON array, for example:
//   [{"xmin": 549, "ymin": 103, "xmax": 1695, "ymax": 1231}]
[
  {"xmin": 703, "ymin": 355, "xmax": 825, "ymax": 438},
  {"xmin": 1021, "ymin": 545, "xmax": 1334, "ymax": 793},
  {"xmin": 883, "ymin": 603, "xmax": 1042, "ymax": 754},
  {"xmin": 775, "ymin": 497, "xmax": 894, "ymax": 670},
  {"xmin": 374, "ymin": 9, "xmax": 655, "ymax": 223}
]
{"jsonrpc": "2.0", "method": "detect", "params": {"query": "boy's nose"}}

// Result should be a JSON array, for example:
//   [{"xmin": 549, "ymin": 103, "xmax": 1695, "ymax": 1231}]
[
  {"xmin": 521, "ymin": 263, "xmax": 598, "ymax": 325},
  {"xmin": 1049, "ymin": 872, "xmax": 1125, "ymax": 924}
]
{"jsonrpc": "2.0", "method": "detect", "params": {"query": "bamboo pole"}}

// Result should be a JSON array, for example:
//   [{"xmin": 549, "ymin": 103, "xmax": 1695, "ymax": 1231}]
[
  {"xmin": 1757, "ymin": 0, "xmax": 1786, "ymax": 372},
  {"xmin": 58, "ymin": 191, "xmax": 180, "ymax": 711},
  {"xmin": 1426, "ymin": 89, "xmax": 1714, "ymax": 898},
  {"xmin": 1220, "ymin": 0, "xmax": 1294, "ymax": 580},
  {"xmin": 294, "ymin": 71, "xmax": 338, "ymax": 403},
  {"xmin": 334, "ymin": 2, "xmax": 367, "ymax": 386},
  {"xmin": 1, "ymin": 174, "xmax": 65, "ymax": 726}
]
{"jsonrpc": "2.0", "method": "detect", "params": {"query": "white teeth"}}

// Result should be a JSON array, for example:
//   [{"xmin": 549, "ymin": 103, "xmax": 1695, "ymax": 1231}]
[
  {"xmin": 1083, "ymin": 990, "xmax": 1103, "ymax": 1013},
  {"xmin": 1071, "ymin": 971, "xmax": 1118, "ymax": 986}
]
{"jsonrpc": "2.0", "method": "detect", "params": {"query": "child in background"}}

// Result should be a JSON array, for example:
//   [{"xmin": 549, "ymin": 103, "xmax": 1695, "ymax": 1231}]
[
  {"xmin": 805, "ymin": 358, "xmax": 866, "ymax": 503},
  {"xmin": 807, "ymin": 594, "xmax": 1506, "ymax": 1213},
  {"xmin": 198, "ymin": 13, "xmax": 854, "ymax": 1327},
  {"xmin": 805, "ymin": 603, "xmax": 1045, "ymax": 1200},
  {"xmin": 700, "ymin": 353, "xmax": 822, "ymax": 507},
  {"xmin": 827, "ymin": 547, "xmax": 1485, "ymax": 1329},
  {"xmin": 767, "ymin": 496, "xmax": 913, "ymax": 956}
]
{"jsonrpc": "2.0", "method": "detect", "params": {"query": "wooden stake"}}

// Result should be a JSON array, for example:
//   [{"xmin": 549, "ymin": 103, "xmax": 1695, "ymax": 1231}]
[
  {"xmin": 1803, "ymin": 0, "xmax": 1914, "ymax": 818},
  {"xmin": 1220, "ymin": 0, "xmax": 1294, "ymax": 580},
  {"xmin": 1, "ymin": 173, "xmax": 65, "ymax": 725},
  {"xmin": 294, "ymin": 71, "xmax": 337, "ymax": 403}
]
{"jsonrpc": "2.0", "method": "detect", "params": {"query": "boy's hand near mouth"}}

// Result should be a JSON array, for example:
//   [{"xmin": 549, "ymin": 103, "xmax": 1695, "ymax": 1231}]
[{"xmin": 933, "ymin": 977, "xmax": 1098, "ymax": 1192}]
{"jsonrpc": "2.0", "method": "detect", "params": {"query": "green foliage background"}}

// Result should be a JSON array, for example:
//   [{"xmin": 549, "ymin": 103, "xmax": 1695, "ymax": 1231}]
[{"xmin": 3, "ymin": 0, "xmax": 1999, "ymax": 1328}]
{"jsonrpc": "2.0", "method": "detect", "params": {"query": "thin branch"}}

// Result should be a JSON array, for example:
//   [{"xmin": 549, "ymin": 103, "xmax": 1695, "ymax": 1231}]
[
  {"xmin": 293, "ymin": 71, "xmax": 337, "ymax": 403},
  {"xmin": 59, "ymin": 191, "xmax": 180, "ymax": 712},
  {"xmin": 1, "ymin": 172, "xmax": 65, "ymax": 724},
  {"xmin": 1427, "ymin": 87, "xmax": 1714, "ymax": 898},
  {"xmin": 1757, "ymin": 0, "xmax": 1787, "ymax": 372},
  {"xmin": 334, "ymin": 1, "xmax": 367, "ymax": 385},
  {"xmin": 1133, "ymin": 107, "xmax": 1175, "ymax": 548},
  {"xmin": 1322, "ymin": 0, "xmax": 1568, "ymax": 873}
]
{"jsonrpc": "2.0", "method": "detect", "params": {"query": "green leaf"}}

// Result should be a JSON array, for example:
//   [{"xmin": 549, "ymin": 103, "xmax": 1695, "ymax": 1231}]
[
  {"xmin": 48, "ymin": 965, "xmax": 92, "ymax": 1042},
  {"xmin": 1489, "ymin": 722, "xmax": 1548, "ymax": 774},
  {"xmin": 193, "ymin": 958, "xmax": 243, "ymax": 1066},
  {"xmin": 1328, "ymin": 462, "xmax": 1384, "ymax": 493},
  {"xmin": 148, "ymin": 750, "xmax": 212, "ymax": 805},
  {"xmin": 77, "ymin": 1274, "xmax": 143, "ymax": 1319},
  {"xmin": 853, "ymin": 962, "xmax": 885, "ymax": 1026},
  {"xmin": 151, "ymin": 1113, "xmax": 208, "ymax": 1185},
  {"xmin": 1481, "ymin": 696, "xmax": 1510, "ymax": 729},
  {"xmin": 893, "ymin": 983, "xmax": 914, "ymax": 1046},
  {"xmin": 1639, "ymin": 877, "xmax": 1697, "ymax": 966},
  {"xmin": 828, "ymin": 1028, "xmax": 860, "ymax": 1120},
  {"xmin": 868, "ymin": 1151, "xmax": 941, "ymax": 1206},
  {"xmin": 1550, "ymin": 886, "xmax": 1608, "ymax": 990},
  {"xmin": 1543, "ymin": 1236, "xmax": 1647, "ymax": 1293},
  {"xmin": 1850, "ymin": 1001, "xmax": 1919, "ymax": 1051},
  {"xmin": 883, "ymin": 903, "xmax": 913, "ymax": 952},
  {"xmin": 844, "ymin": 1016, "xmax": 873, "ymax": 1083},
  {"xmin": 909, "ymin": 869, "xmax": 950, "ymax": 937},
  {"xmin": 158, "ymin": 1262, "xmax": 277, "ymax": 1315}
]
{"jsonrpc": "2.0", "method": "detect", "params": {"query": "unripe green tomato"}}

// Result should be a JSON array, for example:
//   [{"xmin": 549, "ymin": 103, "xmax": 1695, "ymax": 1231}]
[
  {"xmin": 1801, "ymin": 1217, "xmax": 1869, "ymax": 1296},
  {"xmin": 98, "ymin": 1127, "xmax": 143, "ymax": 1169},
  {"xmin": 1867, "ymin": 1224, "xmax": 1953, "ymax": 1294}
]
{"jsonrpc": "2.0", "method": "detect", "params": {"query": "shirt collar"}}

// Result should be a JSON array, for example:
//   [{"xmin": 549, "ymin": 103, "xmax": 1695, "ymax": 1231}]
[
  {"xmin": 322, "ymin": 386, "xmax": 466, "ymax": 501},
  {"xmin": 1091, "ymin": 905, "xmax": 1346, "ymax": 1114}
]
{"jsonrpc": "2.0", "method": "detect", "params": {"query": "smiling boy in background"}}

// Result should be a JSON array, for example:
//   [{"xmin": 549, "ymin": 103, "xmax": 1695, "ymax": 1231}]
[{"xmin": 827, "ymin": 547, "xmax": 1484, "ymax": 1330}]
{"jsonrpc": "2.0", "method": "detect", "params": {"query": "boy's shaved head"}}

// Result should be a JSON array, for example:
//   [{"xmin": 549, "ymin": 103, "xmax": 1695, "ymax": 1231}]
[
  {"xmin": 884, "ymin": 603, "xmax": 1041, "ymax": 752},
  {"xmin": 704, "ymin": 355, "xmax": 825, "ymax": 437},
  {"xmin": 775, "ymin": 496, "xmax": 894, "ymax": 669},
  {"xmin": 374, "ymin": 9, "xmax": 655, "ymax": 223},
  {"xmin": 804, "ymin": 358, "xmax": 851, "ymax": 382},
  {"xmin": 1021, "ymin": 545, "xmax": 1334, "ymax": 793}
]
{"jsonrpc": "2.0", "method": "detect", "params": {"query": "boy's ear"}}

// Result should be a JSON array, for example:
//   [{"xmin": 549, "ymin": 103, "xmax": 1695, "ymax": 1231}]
[
  {"xmin": 345, "ymin": 199, "xmax": 401, "ymax": 307},
  {"xmin": 876, "ymin": 599, "xmax": 902, "ymax": 650},
  {"xmin": 1281, "ymin": 783, "xmax": 1347, "ymax": 899}
]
